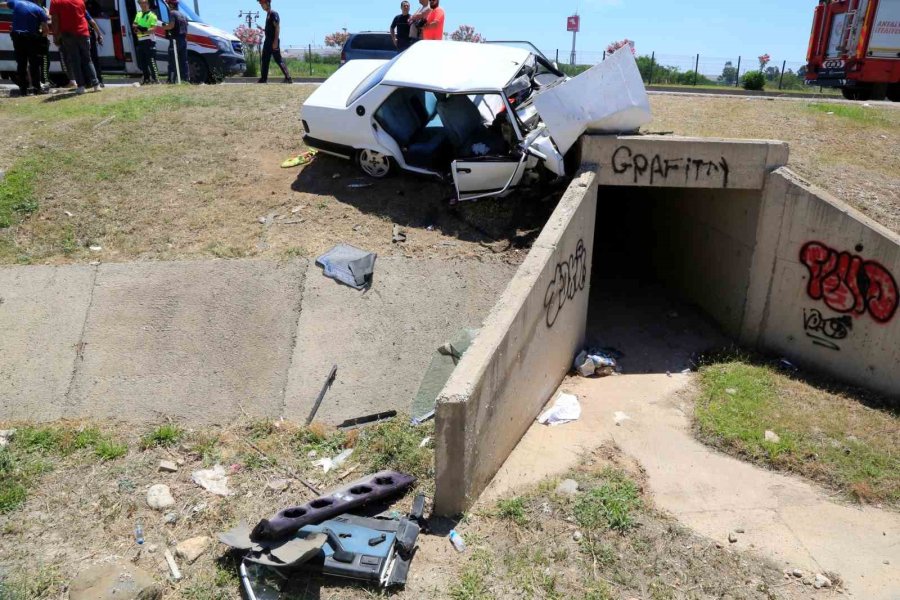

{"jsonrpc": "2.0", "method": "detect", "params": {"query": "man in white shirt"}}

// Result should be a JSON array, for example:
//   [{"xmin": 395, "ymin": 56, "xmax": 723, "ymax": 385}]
[{"xmin": 408, "ymin": 0, "xmax": 430, "ymax": 43}]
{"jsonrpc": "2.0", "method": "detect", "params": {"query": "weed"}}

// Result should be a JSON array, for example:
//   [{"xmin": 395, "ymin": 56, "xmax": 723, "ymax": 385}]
[
  {"xmin": 574, "ymin": 469, "xmax": 642, "ymax": 532},
  {"xmin": 140, "ymin": 424, "xmax": 183, "ymax": 449},
  {"xmin": 190, "ymin": 433, "xmax": 221, "ymax": 466},
  {"xmin": 207, "ymin": 243, "xmax": 246, "ymax": 259},
  {"xmin": 282, "ymin": 246, "xmax": 306, "ymax": 258},
  {"xmin": 0, "ymin": 566, "xmax": 64, "ymax": 599},
  {"xmin": 0, "ymin": 163, "xmax": 38, "ymax": 229},
  {"xmin": 294, "ymin": 424, "xmax": 347, "ymax": 458},
  {"xmin": 73, "ymin": 427, "xmax": 103, "ymax": 449},
  {"xmin": 0, "ymin": 479, "xmax": 27, "ymax": 514},
  {"xmin": 496, "ymin": 497, "xmax": 528, "ymax": 527},
  {"xmin": 583, "ymin": 583, "xmax": 615, "ymax": 600},
  {"xmin": 15, "ymin": 427, "xmax": 63, "ymax": 454},
  {"xmin": 450, "ymin": 549, "xmax": 493, "ymax": 600},
  {"xmin": 355, "ymin": 417, "xmax": 434, "ymax": 484},
  {"xmin": 60, "ymin": 226, "xmax": 78, "ymax": 256},
  {"xmin": 94, "ymin": 439, "xmax": 128, "ymax": 461},
  {"xmin": 807, "ymin": 102, "xmax": 890, "ymax": 125}
]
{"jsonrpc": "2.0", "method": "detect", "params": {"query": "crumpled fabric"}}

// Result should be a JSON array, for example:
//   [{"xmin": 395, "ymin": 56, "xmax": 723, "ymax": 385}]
[
  {"xmin": 192, "ymin": 465, "xmax": 233, "ymax": 496},
  {"xmin": 537, "ymin": 393, "xmax": 581, "ymax": 426}
]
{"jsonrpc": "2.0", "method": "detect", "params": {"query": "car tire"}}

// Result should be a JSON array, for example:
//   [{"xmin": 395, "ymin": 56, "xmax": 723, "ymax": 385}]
[
  {"xmin": 886, "ymin": 84, "xmax": 900, "ymax": 103},
  {"xmin": 841, "ymin": 86, "xmax": 871, "ymax": 101},
  {"xmin": 356, "ymin": 149, "xmax": 395, "ymax": 179},
  {"xmin": 188, "ymin": 53, "xmax": 209, "ymax": 85}
]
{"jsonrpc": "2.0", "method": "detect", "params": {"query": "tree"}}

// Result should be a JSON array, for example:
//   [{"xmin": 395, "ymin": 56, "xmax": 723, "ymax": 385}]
[
  {"xmin": 450, "ymin": 25, "xmax": 484, "ymax": 43},
  {"xmin": 758, "ymin": 53, "xmax": 771, "ymax": 71},
  {"xmin": 764, "ymin": 65, "xmax": 781, "ymax": 82},
  {"xmin": 325, "ymin": 29, "xmax": 350, "ymax": 48},
  {"xmin": 234, "ymin": 25, "xmax": 263, "ymax": 77},
  {"xmin": 718, "ymin": 61, "xmax": 737, "ymax": 85}
]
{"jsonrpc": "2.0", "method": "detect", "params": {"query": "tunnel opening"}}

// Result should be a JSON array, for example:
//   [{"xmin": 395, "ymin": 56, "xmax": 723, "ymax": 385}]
[{"xmin": 587, "ymin": 185, "xmax": 764, "ymax": 374}]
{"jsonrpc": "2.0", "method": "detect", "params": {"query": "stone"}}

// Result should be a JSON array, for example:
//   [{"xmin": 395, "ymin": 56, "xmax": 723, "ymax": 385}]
[
  {"xmin": 158, "ymin": 460, "xmax": 178, "ymax": 473},
  {"xmin": 147, "ymin": 544, "xmax": 158, "ymax": 553},
  {"xmin": 728, "ymin": 532, "xmax": 738, "ymax": 543},
  {"xmin": 556, "ymin": 479, "xmax": 580, "ymax": 496},
  {"xmin": 814, "ymin": 574, "xmax": 832, "ymax": 589},
  {"xmin": 164, "ymin": 512, "xmax": 178, "ymax": 525},
  {"xmin": 884, "ymin": 560, "xmax": 890, "ymax": 565},
  {"xmin": 175, "ymin": 536, "xmax": 211, "ymax": 564},
  {"xmin": 69, "ymin": 561, "xmax": 161, "ymax": 600},
  {"xmin": 267, "ymin": 478, "xmax": 290, "ymax": 492},
  {"xmin": 146, "ymin": 484, "xmax": 175, "ymax": 510},
  {"xmin": 764, "ymin": 430, "xmax": 781, "ymax": 444},
  {"xmin": 725, "ymin": 388, "xmax": 737, "ymax": 395},
  {"xmin": 572, "ymin": 531, "xmax": 582, "ymax": 542},
  {"xmin": 791, "ymin": 569, "xmax": 805, "ymax": 578},
  {"xmin": 735, "ymin": 528, "xmax": 745, "ymax": 533}
]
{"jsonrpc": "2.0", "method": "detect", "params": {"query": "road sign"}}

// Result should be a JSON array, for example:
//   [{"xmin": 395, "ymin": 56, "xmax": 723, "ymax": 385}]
[{"xmin": 567, "ymin": 15, "xmax": 580, "ymax": 33}]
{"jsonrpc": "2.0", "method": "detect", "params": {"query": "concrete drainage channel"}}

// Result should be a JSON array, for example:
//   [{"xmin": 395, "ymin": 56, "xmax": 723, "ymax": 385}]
[{"xmin": 433, "ymin": 133, "xmax": 900, "ymax": 516}]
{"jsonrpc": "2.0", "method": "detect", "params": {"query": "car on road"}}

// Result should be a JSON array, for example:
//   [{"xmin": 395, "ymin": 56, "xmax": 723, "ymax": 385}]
[
  {"xmin": 300, "ymin": 40, "xmax": 651, "ymax": 202},
  {"xmin": 341, "ymin": 32, "xmax": 399, "ymax": 64}
]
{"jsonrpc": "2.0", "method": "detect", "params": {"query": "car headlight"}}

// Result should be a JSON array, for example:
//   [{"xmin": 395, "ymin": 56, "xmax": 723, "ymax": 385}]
[{"xmin": 212, "ymin": 37, "xmax": 232, "ymax": 54}]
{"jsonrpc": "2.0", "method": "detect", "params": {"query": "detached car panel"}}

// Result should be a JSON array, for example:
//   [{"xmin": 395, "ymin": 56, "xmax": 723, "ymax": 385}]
[{"xmin": 300, "ymin": 40, "xmax": 651, "ymax": 201}]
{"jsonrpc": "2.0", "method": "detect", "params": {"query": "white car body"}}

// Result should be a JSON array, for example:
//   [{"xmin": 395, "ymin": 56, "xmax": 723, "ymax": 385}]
[{"xmin": 300, "ymin": 40, "xmax": 651, "ymax": 202}]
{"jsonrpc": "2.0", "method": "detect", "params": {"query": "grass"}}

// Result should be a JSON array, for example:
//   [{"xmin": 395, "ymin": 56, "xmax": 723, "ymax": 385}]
[
  {"xmin": 140, "ymin": 423, "xmax": 183, "ymax": 449},
  {"xmin": 0, "ymin": 160, "xmax": 39, "ymax": 229},
  {"xmin": 354, "ymin": 417, "xmax": 434, "ymax": 487},
  {"xmin": 285, "ymin": 59, "xmax": 340, "ymax": 79},
  {"xmin": 696, "ymin": 359, "xmax": 900, "ymax": 505},
  {"xmin": 807, "ymin": 102, "xmax": 891, "ymax": 124},
  {"xmin": 0, "ymin": 567, "xmax": 64, "ymax": 599},
  {"xmin": 573, "ymin": 468, "xmax": 642, "ymax": 531},
  {"xmin": 449, "ymin": 549, "xmax": 493, "ymax": 600}
]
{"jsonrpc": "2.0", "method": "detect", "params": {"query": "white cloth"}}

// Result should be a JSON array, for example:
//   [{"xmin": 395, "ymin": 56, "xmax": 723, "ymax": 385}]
[{"xmin": 537, "ymin": 393, "xmax": 581, "ymax": 426}]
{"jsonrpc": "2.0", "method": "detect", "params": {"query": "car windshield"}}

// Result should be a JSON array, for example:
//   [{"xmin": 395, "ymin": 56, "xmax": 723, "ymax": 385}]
[{"xmin": 176, "ymin": 1, "xmax": 201, "ymax": 22}]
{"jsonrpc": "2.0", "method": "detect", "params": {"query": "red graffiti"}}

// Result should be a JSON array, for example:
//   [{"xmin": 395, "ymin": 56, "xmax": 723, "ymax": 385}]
[{"xmin": 799, "ymin": 241, "xmax": 898, "ymax": 324}]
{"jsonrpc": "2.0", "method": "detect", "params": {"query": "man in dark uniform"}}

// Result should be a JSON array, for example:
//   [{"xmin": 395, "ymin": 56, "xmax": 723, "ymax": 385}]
[
  {"xmin": 0, "ymin": 0, "xmax": 50, "ymax": 95},
  {"xmin": 390, "ymin": 1, "xmax": 411, "ymax": 51},
  {"xmin": 85, "ymin": 0, "xmax": 104, "ymax": 87},
  {"xmin": 256, "ymin": 0, "xmax": 291, "ymax": 84},
  {"xmin": 161, "ymin": 0, "xmax": 188, "ymax": 83}
]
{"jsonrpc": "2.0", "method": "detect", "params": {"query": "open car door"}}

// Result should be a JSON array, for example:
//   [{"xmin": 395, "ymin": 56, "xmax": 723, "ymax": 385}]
[{"xmin": 451, "ymin": 154, "xmax": 526, "ymax": 202}]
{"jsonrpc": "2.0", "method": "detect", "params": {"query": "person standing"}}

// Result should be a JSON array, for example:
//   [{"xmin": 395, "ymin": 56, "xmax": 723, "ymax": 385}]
[
  {"xmin": 421, "ymin": 0, "xmax": 444, "ymax": 41},
  {"xmin": 132, "ymin": 0, "xmax": 159, "ymax": 84},
  {"xmin": 0, "ymin": 0, "xmax": 50, "ymax": 96},
  {"xmin": 49, "ymin": 0, "xmax": 100, "ymax": 94},
  {"xmin": 256, "ymin": 0, "xmax": 292, "ymax": 84},
  {"xmin": 85, "ymin": 0, "xmax": 104, "ymax": 87},
  {"xmin": 390, "ymin": 1, "xmax": 411, "ymax": 51},
  {"xmin": 161, "ymin": 0, "xmax": 188, "ymax": 83},
  {"xmin": 408, "ymin": 0, "xmax": 430, "ymax": 43}
]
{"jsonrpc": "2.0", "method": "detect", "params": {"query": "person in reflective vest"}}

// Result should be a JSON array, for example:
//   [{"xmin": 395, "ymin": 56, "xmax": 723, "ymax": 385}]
[{"xmin": 132, "ymin": 0, "xmax": 159, "ymax": 84}]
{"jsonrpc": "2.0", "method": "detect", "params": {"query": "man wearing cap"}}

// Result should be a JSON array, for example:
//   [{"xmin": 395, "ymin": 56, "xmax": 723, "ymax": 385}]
[
  {"xmin": 132, "ymin": 0, "xmax": 159, "ymax": 84},
  {"xmin": 0, "ymin": 0, "xmax": 50, "ymax": 95}
]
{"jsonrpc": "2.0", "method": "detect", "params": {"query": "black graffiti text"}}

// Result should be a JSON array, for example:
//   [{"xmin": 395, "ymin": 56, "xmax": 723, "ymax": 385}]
[
  {"xmin": 803, "ymin": 308, "xmax": 853, "ymax": 351},
  {"xmin": 544, "ymin": 239, "xmax": 588, "ymax": 328},
  {"xmin": 611, "ymin": 145, "xmax": 730, "ymax": 188}
]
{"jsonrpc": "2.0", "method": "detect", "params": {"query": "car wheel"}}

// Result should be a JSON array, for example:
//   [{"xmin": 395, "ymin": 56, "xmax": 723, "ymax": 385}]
[
  {"xmin": 188, "ymin": 54, "xmax": 208, "ymax": 85},
  {"xmin": 841, "ymin": 86, "xmax": 871, "ymax": 101},
  {"xmin": 886, "ymin": 84, "xmax": 900, "ymax": 103},
  {"xmin": 356, "ymin": 149, "xmax": 394, "ymax": 179}
]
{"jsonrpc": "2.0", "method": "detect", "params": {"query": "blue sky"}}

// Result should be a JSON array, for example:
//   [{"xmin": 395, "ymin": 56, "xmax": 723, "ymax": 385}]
[{"xmin": 195, "ymin": 0, "xmax": 815, "ymax": 65}]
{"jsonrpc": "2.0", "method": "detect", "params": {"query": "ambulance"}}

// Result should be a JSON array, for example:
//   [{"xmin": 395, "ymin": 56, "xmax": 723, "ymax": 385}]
[{"xmin": 0, "ymin": 0, "xmax": 246, "ymax": 85}]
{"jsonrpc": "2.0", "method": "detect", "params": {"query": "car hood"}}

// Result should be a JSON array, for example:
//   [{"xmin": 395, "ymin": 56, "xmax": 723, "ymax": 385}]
[
  {"xmin": 190, "ymin": 21, "xmax": 239, "ymax": 43},
  {"xmin": 532, "ymin": 49, "xmax": 651, "ymax": 155},
  {"xmin": 303, "ymin": 60, "xmax": 390, "ymax": 110}
]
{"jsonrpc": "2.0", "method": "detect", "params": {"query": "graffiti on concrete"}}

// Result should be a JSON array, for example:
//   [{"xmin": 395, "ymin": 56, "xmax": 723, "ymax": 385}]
[
  {"xmin": 611, "ymin": 145, "xmax": 730, "ymax": 188},
  {"xmin": 800, "ymin": 241, "xmax": 898, "ymax": 324},
  {"xmin": 803, "ymin": 308, "xmax": 852, "ymax": 351},
  {"xmin": 544, "ymin": 239, "xmax": 588, "ymax": 328}
]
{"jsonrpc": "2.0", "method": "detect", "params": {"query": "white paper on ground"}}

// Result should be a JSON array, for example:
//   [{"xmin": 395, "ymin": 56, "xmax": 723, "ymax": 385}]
[
  {"xmin": 313, "ymin": 448, "xmax": 354, "ymax": 473},
  {"xmin": 614, "ymin": 411, "xmax": 632, "ymax": 426},
  {"xmin": 538, "ymin": 393, "xmax": 581, "ymax": 426},
  {"xmin": 192, "ymin": 465, "xmax": 233, "ymax": 496}
]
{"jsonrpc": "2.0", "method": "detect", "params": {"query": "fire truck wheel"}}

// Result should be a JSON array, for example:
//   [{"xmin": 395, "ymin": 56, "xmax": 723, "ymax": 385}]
[
  {"xmin": 887, "ymin": 85, "xmax": 900, "ymax": 103},
  {"xmin": 841, "ymin": 86, "xmax": 871, "ymax": 101}
]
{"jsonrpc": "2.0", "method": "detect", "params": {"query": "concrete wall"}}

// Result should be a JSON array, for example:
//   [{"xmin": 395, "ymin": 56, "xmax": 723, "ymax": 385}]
[
  {"xmin": 434, "ymin": 169, "xmax": 599, "ymax": 516},
  {"xmin": 742, "ymin": 169, "xmax": 900, "ymax": 400}
]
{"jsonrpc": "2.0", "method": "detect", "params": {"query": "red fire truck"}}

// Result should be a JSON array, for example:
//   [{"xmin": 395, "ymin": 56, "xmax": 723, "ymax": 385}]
[{"xmin": 806, "ymin": 0, "xmax": 900, "ymax": 101}]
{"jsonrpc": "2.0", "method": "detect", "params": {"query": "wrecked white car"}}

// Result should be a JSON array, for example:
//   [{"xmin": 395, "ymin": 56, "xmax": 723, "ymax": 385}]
[{"xmin": 300, "ymin": 41, "xmax": 650, "ymax": 201}]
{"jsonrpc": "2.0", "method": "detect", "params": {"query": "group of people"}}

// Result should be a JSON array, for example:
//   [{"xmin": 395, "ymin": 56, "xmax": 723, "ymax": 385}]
[
  {"xmin": 1, "ymin": 0, "xmax": 189, "ymax": 96},
  {"xmin": 390, "ymin": 0, "xmax": 445, "ymax": 51}
]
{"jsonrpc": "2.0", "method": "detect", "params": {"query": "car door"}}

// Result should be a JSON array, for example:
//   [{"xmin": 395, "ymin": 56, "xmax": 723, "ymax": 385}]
[{"xmin": 451, "ymin": 156, "xmax": 526, "ymax": 202}]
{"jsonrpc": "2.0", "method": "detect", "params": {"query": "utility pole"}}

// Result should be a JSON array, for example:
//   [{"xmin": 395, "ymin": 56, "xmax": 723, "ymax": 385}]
[
  {"xmin": 193, "ymin": 0, "xmax": 199, "ymax": 15},
  {"xmin": 566, "ymin": 14, "xmax": 580, "ymax": 66},
  {"xmin": 238, "ymin": 9, "xmax": 260, "ymax": 29}
]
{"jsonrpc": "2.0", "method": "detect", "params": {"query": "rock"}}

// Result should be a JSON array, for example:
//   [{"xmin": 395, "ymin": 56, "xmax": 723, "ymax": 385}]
[
  {"xmin": 764, "ymin": 430, "xmax": 781, "ymax": 443},
  {"xmin": 728, "ymin": 532, "xmax": 738, "ymax": 543},
  {"xmin": 163, "ymin": 512, "xmax": 178, "ymax": 525},
  {"xmin": 735, "ymin": 528, "xmax": 745, "ymax": 534},
  {"xmin": 191, "ymin": 465, "xmax": 232, "ymax": 496},
  {"xmin": 267, "ymin": 479, "xmax": 290, "ymax": 492},
  {"xmin": 146, "ymin": 484, "xmax": 175, "ymax": 510},
  {"xmin": 556, "ymin": 479, "xmax": 580, "ymax": 496},
  {"xmin": 158, "ymin": 460, "xmax": 178, "ymax": 473},
  {"xmin": 814, "ymin": 574, "xmax": 832, "ymax": 589},
  {"xmin": 69, "ymin": 561, "xmax": 161, "ymax": 600},
  {"xmin": 147, "ymin": 544, "xmax": 158, "ymax": 553},
  {"xmin": 175, "ymin": 536, "xmax": 211, "ymax": 564},
  {"xmin": 884, "ymin": 559, "xmax": 891, "ymax": 565},
  {"xmin": 572, "ymin": 531, "xmax": 582, "ymax": 542},
  {"xmin": 791, "ymin": 569, "xmax": 805, "ymax": 578},
  {"xmin": 0, "ymin": 429, "xmax": 15, "ymax": 448},
  {"xmin": 725, "ymin": 388, "xmax": 737, "ymax": 395}
]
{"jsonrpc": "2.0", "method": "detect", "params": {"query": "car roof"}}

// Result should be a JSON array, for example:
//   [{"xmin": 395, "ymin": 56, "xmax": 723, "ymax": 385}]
[{"xmin": 380, "ymin": 41, "xmax": 531, "ymax": 93}]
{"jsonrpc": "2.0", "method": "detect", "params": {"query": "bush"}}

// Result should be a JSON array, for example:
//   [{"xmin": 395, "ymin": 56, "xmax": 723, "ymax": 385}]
[{"xmin": 742, "ymin": 70, "xmax": 766, "ymax": 91}]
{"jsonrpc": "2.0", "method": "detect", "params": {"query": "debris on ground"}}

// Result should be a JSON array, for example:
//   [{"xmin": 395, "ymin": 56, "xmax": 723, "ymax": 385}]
[
  {"xmin": 338, "ymin": 410, "xmax": 398, "ymax": 430},
  {"xmin": 614, "ymin": 411, "xmax": 632, "ymax": 426},
  {"xmin": 191, "ymin": 464, "xmax": 233, "ymax": 496},
  {"xmin": 163, "ymin": 549, "xmax": 182, "ymax": 581},
  {"xmin": 764, "ymin": 430, "xmax": 781, "ymax": 443},
  {"xmin": 411, "ymin": 328, "xmax": 479, "ymax": 422},
  {"xmin": 556, "ymin": 479, "xmax": 579, "ymax": 496},
  {"xmin": 392, "ymin": 224, "xmax": 407, "ymax": 243},
  {"xmin": 573, "ymin": 349, "xmax": 618, "ymax": 377},
  {"xmin": 280, "ymin": 149, "xmax": 317, "ymax": 168},
  {"xmin": 306, "ymin": 364, "xmax": 338, "ymax": 426},
  {"xmin": 0, "ymin": 428, "xmax": 15, "ymax": 448},
  {"xmin": 69, "ymin": 561, "xmax": 161, "ymax": 600},
  {"xmin": 316, "ymin": 243, "xmax": 377, "ymax": 289},
  {"xmin": 348, "ymin": 182, "xmax": 373, "ymax": 189},
  {"xmin": 538, "ymin": 393, "xmax": 581, "ymax": 426},
  {"xmin": 267, "ymin": 478, "xmax": 291, "ymax": 492},
  {"xmin": 158, "ymin": 460, "xmax": 178, "ymax": 473},
  {"xmin": 146, "ymin": 484, "xmax": 175, "ymax": 510},
  {"xmin": 175, "ymin": 536, "xmax": 211, "ymax": 564},
  {"xmin": 312, "ymin": 447, "xmax": 353, "ymax": 473},
  {"xmin": 728, "ymin": 532, "xmax": 738, "ymax": 543}
]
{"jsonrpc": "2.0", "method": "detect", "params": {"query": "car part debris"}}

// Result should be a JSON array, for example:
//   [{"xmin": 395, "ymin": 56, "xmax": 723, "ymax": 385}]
[
  {"xmin": 411, "ymin": 327, "xmax": 479, "ymax": 423},
  {"xmin": 249, "ymin": 471, "xmax": 416, "ymax": 543},
  {"xmin": 306, "ymin": 364, "xmax": 338, "ymax": 425},
  {"xmin": 337, "ymin": 410, "xmax": 398, "ymax": 430},
  {"xmin": 316, "ymin": 244, "xmax": 377, "ymax": 289}
]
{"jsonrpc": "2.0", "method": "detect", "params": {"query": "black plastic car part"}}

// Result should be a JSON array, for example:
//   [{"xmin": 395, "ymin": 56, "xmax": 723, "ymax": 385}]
[{"xmin": 250, "ymin": 471, "xmax": 417, "ymax": 542}]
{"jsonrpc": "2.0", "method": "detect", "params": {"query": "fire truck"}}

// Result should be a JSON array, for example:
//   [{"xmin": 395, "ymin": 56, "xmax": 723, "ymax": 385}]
[{"xmin": 806, "ymin": 0, "xmax": 900, "ymax": 101}]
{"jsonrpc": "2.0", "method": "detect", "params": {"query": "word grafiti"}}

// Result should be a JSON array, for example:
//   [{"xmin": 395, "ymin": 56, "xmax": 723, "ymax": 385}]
[
  {"xmin": 803, "ymin": 308, "xmax": 853, "ymax": 351},
  {"xmin": 800, "ymin": 241, "xmax": 898, "ymax": 324},
  {"xmin": 610, "ymin": 145, "xmax": 730, "ymax": 187},
  {"xmin": 544, "ymin": 239, "xmax": 588, "ymax": 328}
]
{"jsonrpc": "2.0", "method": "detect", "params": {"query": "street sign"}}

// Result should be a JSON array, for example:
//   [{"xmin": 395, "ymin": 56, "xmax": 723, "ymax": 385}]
[{"xmin": 567, "ymin": 15, "xmax": 580, "ymax": 33}]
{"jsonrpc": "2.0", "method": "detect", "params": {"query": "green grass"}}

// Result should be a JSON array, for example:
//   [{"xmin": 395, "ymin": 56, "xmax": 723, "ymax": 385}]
[
  {"xmin": 449, "ymin": 549, "xmax": 493, "ymax": 600},
  {"xmin": 1, "ymin": 91, "xmax": 216, "ymax": 121},
  {"xmin": 495, "ymin": 496, "xmax": 528, "ymax": 526},
  {"xmin": 207, "ymin": 243, "xmax": 247, "ymax": 259},
  {"xmin": 355, "ymin": 417, "xmax": 435, "ymax": 486},
  {"xmin": 285, "ymin": 59, "xmax": 340, "ymax": 79},
  {"xmin": 807, "ymin": 102, "xmax": 891, "ymax": 124},
  {"xmin": 140, "ymin": 424, "xmax": 183, "ymax": 449},
  {"xmin": 573, "ymin": 469, "xmax": 642, "ymax": 531},
  {"xmin": 696, "ymin": 360, "xmax": 900, "ymax": 505},
  {"xmin": 0, "ymin": 566, "xmax": 64, "ymax": 599},
  {"xmin": 94, "ymin": 438, "xmax": 128, "ymax": 461},
  {"xmin": 0, "ymin": 160, "xmax": 39, "ymax": 229}
]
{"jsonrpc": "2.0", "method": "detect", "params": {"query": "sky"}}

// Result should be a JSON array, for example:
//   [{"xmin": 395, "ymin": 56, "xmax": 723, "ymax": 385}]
[{"xmin": 195, "ymin": 0, "xmax": 816, "ymax": 66}]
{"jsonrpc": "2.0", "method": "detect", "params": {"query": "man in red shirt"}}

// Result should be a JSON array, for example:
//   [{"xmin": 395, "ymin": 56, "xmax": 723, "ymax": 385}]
[
  {"xmin": 421, "ymin": 0, "xmax": 444, "ymax": 41},
  {"xmin": 49, "ymin": 0, "xmax": 100, "ymax": 93}
]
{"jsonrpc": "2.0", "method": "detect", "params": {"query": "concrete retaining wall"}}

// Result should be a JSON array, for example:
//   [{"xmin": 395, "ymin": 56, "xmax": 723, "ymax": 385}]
[
  {"xmin": 434, "ymin": 169, "xmax": 599, "ymax": 516},
  {"xmin": 743, "ymin": 168, "xmax": 900, "ymax": 400}
]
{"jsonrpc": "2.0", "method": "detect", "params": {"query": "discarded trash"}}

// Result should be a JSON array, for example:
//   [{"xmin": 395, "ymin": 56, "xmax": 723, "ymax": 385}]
[
  {"xmin": 316, "ymin": 244, "xmax": 377, "ymax": 289},
  {"xmin": 163, "ymin": 549, "xmax": 182, "ymax": 581},
  {"xmin": 0, "ymin": 429, "xmax": 15, "ymax": 448},
  {"xmin": 306, "ymin": 364, "xmax": 338, "ymax": 425},
  {"xmin": 449, "ymin": 529, "xmax": 466, "ymax": 553},
  {"xmin": 134, "ymin": 521, "xmax": 144, "ymax": 545},
  {"xmin": 64, "ymin": 210, "xmax": 74, "ymax": 217},
  {"xmin": 556, "ymin": 479, "xmax": 579, "ymax": 495},
  {"xmin": 348, "ymin": 182, "xmax": 373, "ymax": 189},
  {"xmin": 573, "ymin": 349, "xmax": 618, "ymax": 377},
  {"xmin": 614, "ymin": 411, "xmax": 631, "ymax": 426},
  {"xmin": 338, "ymin": 410, "xmax": 398, "ymax": 430},
  {"xmin": 764, "ymin": 430, "xmax": 781, "ymax": 444},
  {"xmin": 419, "ymin": 436, "xmax": 431, "ymax": 448},
  {"xmin": 89, "ymin": 245, "xmax": 102, "ymax": 252},
  {"xmin": 392, "ymin": 224, "xmax": 407, "ymax": 243},
  {"xmin": 538, "ymin": 393, "xmax": 581, "ymax": 426},
  {"xmin": 192, "ymin": 465, "xmax": 233, "ymax": 496},
  {"xmin": 280, "ymin": 149, "xmax": 317, "ymax": 168},
  {"xmin": 411, "ymin": 410, "xmax": 435, "ymax": 426},
  {"xmin": 725, "ymin": 388, "xmax": 737, "ymax": 396},
  {"xmin": 779, "ymin": 358, "xmax": 797, "ymax": 370},
  {"xmin": 313, "ymin": 448, "xmax": 353, "ymax": 474}
]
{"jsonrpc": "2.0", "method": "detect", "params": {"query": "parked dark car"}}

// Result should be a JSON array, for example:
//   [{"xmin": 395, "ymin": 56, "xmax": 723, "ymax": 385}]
[{"xmin": 341, "ymin": 32, "xmax": 399, "ymax": 64}]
